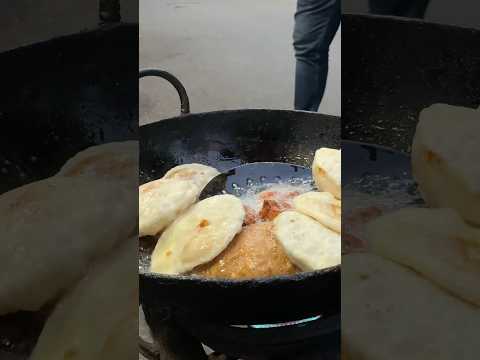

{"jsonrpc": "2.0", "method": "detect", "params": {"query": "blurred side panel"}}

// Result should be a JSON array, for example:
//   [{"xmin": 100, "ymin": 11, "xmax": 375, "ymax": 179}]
[
  {"xmin": 0, "ymin": 1, "xmax": 138, "ymax": 359},
  {"xmin": 342, "ymin": 7, "xmax": 480, "ymax": 360}
]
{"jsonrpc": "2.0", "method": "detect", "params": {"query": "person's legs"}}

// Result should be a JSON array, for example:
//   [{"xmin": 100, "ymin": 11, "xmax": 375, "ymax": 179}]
[{"xmin": 293, "ymin": 0, "xmax": 340, "ymax": 111}]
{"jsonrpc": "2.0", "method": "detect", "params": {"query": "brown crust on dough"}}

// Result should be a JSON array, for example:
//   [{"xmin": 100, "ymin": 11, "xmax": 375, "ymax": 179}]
[{"xmin": 191, "ymin": 222, "xmax": 299, "ymax": 279}]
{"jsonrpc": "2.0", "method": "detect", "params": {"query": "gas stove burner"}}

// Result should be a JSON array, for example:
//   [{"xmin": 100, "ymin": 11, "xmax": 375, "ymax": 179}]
[{"xmin": 177, "ymin": 313, "xmax": 340, "ymax": 360}]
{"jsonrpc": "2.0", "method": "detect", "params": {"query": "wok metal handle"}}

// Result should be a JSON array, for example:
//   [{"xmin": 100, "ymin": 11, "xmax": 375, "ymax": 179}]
[{"xmin": 139, "ymin": 69, "xmax": 190, "ymax": 115}]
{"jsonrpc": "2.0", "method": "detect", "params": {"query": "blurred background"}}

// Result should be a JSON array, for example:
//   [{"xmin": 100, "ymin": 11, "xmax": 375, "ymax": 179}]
[
  {"xmin": 139, "ymin": 0, "xmax": 342, "ymax": 123},
  {"xmin": 0, "ymin": 0, "xmax": 136, "ymax": 52},
  {"xmin": 343, "ymin": 0, "xmax": 480, "ymax": 28}
]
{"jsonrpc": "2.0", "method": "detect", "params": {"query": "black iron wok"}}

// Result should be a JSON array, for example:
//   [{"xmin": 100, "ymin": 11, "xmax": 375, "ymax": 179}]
[
  {"xmin": 139, "ymin": 70, "xmax": 341, "ymax": 357},
  {"xmin": 0, "ymin": 24, "xmax": 138, "ymax": 358}
]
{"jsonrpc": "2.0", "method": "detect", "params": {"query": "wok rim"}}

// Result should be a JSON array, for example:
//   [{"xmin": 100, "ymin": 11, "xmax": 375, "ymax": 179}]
[
  {"xmin": 341, "ymin": 139, "xmax": 411, "ymax": 155},
  {"xmin": 140, "ymin": 108, "xmax": 341, "ymax": 129},
  {"xmin": 342, "ymin": 12, "xmax": 480, "ymax": 33}
]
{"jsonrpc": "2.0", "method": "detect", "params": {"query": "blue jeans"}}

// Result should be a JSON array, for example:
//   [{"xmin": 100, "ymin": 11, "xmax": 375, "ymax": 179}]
[{"xmin": 293, "ymin": 0, "xmax": 340, "ymax": 111}]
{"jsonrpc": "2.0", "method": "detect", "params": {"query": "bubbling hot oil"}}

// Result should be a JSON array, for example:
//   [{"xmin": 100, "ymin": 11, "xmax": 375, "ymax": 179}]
[{"xmin": 238, "ymin": 180, "xmax": 314, "ymax": 213}]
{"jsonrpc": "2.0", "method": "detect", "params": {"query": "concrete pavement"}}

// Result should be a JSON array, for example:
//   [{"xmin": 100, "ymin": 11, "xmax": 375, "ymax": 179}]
[{"xmin": 139, "ymin": 0, "xmax": 341, "ymax": 124}]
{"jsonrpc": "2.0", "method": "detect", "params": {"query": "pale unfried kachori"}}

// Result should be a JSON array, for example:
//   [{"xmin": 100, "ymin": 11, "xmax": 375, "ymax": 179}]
[
  {"xmin": 293, "ymin": 191, "xmax": 341, "ymax": 233},
  {"xmin": 312, "ymin": 147, "xmax": 341, "ymax": 199},
  {"xmin": 412, "ymin": 104, "xmax": 480, "ymax": 225},
  {"xmin": 30, "ymin": 239, "xmax": 137, "ymax": 360},
  {"xmin": 365, "ymin": 207, "xmax": 480, "ymax": 307},
  {"xmin": 58, "ymin": 141, "xmax": 138, "ymax": 184},
  {"xmin": 150, "ymin": 194, "xmax": 245, "ymax": 275},
  {"xmin": 142, "ymin": 148, "xmax": 342, "ymax": 278},
  {"xmin": 342, "ymin": 253, "xmax": 480, "ymax": 360},
  {"xmin": 192, "ymin": 222, "xmax": 299, "ymax": 279},
  {"xmin": 0, "ymin": 176, "xmax": 136, "ymax": 315},
  {"xmin": 162, "ymin": 163, "xmax": 220, "ymax": 190},
  {"xmin": 139, "ymin": 178, "xmax": 198, "ymax": 236},
  {"xmin": 273, "ymin": 211, "xmax": 341, "ymax": 271}
]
